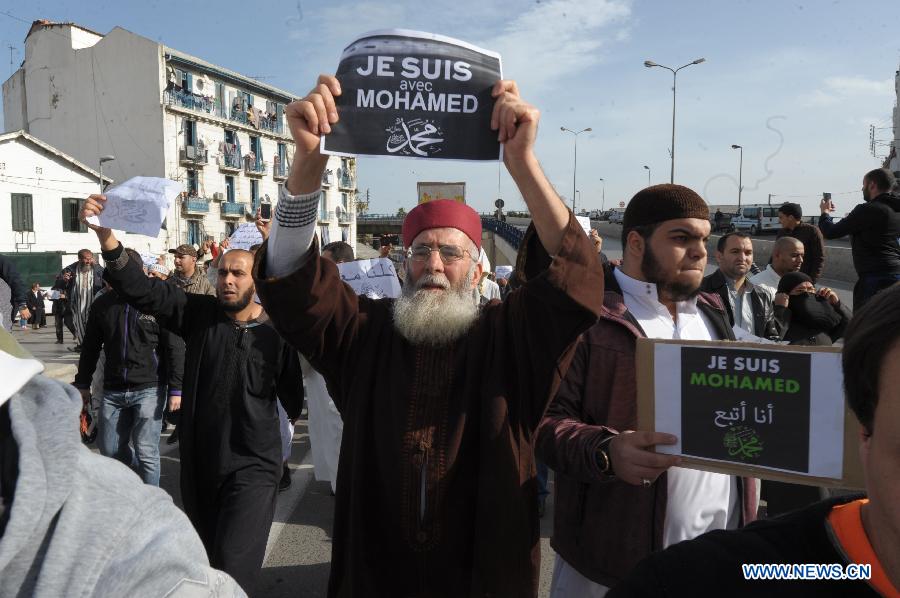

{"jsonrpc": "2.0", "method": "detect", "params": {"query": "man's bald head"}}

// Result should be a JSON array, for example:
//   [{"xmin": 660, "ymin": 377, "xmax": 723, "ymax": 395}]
[
  {"xmin": 217, "ymin": 249, "xmax": 256, "ymax": 312},
  {"xmin": 772, "ymin": 236, "xmax": 804, "ymax": 276}
]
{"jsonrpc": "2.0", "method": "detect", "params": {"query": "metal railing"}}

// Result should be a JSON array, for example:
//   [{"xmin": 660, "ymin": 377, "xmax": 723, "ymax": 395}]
[
  {"xmin": 481, "ymin": 217, "xmax": 524, "ymax": 249},
  {"xmin": 339, "ymin": 175, "xmax": 354, "ymax": 189},
  {"xmin": 165, "ymin": 89, "xmax": 285, "ymax": 134},
  {"xmin": 273, "ymin": 161, "xmax": 288, "ymax": 179},
  {"xmin": 243, "ymin": 156, "xmax": 267, "ymax": 176},
  {"xmin": 182, "ymin": 197, "xmax": 211, "ymax": 214},
  {"xmin": 180, "ymin": 146, "xmax": 208, "ymax": 165},
  {"xmin": 220, "ymin": 202, "xmax": 246, "ymax": 218},
  {"xmin": 338, "ymin": 211, "xmax": 354, "ymax": 224},
  {"xmin": 218, "ymin": 151, "xmax": 241, "ymax": 170}
]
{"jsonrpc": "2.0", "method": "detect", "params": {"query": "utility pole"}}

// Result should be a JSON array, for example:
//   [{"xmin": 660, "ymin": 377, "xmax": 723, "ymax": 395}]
[{"xmin": 6, "ymin": 44, "xmax": 15, "ymax": 77}]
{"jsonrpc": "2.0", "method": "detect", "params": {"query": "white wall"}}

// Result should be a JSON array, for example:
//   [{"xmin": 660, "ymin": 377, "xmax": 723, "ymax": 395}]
[{"xmin": 0, "ymin": 137, "xmax": 165, "ymax": 267}]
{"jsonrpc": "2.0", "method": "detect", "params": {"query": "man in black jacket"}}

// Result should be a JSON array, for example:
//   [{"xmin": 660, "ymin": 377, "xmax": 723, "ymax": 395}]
[
  {"xmin": 776, "ymin": 202, "xmax": 825, "ymax": 282},
  {"xmin": 701, "ymin": 232, "xmax": 787, "ymax": 341},
  {"xmin": 608, "ymin": 284, "xmax": 900, "ymax": 598},
  {"xmin": 818, "ymin": 167, "xmax": 900, "ymax": 309},
  {"xmin": 73, "ymin": 249, "xmax": 184, "ymax": 487},
  {"xmin": 80, "ymin": 197, "xmax": 303, "ymax": 594}
]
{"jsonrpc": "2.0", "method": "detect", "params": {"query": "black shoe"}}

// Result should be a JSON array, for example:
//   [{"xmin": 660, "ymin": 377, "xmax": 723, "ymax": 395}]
[
  {"xmin": 279, "ymin": 464, "xmax": 291, "ymax": 492},
  {"xmin": 56, "ymin": 339, "xmax": 64, "ymax": 344},
  {"xmin": 67, "ymin": 344, "xmax": 82, "ymax": 353},
  {"xmin": 166, "ymin": 427, "xmax": 179, "ymax": 445}
]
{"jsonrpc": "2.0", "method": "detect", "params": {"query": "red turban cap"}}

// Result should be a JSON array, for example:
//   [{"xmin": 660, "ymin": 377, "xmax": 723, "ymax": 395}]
[{"xmin": 401, "ymin": 200, "xmax": 482, "ymax": 250}]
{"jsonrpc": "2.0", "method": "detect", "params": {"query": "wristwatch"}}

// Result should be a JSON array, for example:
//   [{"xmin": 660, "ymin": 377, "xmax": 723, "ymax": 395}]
[{"xmin": 596, "ymin": 435, "xmax": 615, "ymax": 476}]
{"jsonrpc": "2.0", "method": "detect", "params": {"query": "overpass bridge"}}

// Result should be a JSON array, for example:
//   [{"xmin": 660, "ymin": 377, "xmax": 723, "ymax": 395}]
[{"xmin": 356, "ymin": 214, "xmax": 525, "ymax": 268}]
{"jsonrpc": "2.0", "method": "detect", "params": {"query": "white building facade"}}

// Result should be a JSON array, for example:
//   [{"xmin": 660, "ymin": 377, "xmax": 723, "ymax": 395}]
[
  {"xmin": 3, "ymin": 20, "xmax": 357, "ymax": 255},
  {"xmin": 0, "ymin": 130, "xmax": 148, "ymax": 263}
]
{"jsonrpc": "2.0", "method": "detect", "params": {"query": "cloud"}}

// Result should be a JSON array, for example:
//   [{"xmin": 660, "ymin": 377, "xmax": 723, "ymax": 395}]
[
  {"xmin": 802, "ymin": 75, "xmax": 894, "ymax": 106},
  {"xmin": 479, "ymin": 0, "xmax": 632, "ymax": 91}
]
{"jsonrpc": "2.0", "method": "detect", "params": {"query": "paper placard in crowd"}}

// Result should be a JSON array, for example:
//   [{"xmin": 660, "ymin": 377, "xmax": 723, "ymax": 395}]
[
  {"xmin": 86, "ymin": 176, "xmax": 180, "ymax": 237},
  {"xmin": 337, "ymin": 258, "xmax": 401, "ymax": 299},
  {"xmin": 494, "ymin": 265, "xmax": 513, "ymax": 280},
  {"xmin": 227, "ymin": 223, "xmax": 264, "ymax": 251},
  {"xmin": 322, "ymin": 29, "xmax": 503, "ymax": 161},
  {"xmin": 576, "ymin": 216, "xmax": 592, "ymax": 236},
  {"xmin": 636, "ymin": 338, "xmax": 861, "ymax": 488}
]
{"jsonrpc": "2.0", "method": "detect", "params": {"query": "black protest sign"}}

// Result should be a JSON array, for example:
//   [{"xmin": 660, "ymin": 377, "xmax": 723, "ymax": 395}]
[
  {"xmin": 321, "ymin": 30, "xmax": 502, "ymax": 161},
  {"xmin": 680, "ymin": 347, "xmax": 811, "ymax": 473}
]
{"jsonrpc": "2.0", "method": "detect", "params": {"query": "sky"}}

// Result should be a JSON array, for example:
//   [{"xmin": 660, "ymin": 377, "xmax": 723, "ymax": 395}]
[{"xmin": 2, "ymin": 0, "xmax": 898, "ymax": 216}]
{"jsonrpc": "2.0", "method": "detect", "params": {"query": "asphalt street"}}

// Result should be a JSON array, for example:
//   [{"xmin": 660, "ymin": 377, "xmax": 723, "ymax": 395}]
[{"xmin": 19, "ymin": 323, "xmax": 558, "ymax": 597}]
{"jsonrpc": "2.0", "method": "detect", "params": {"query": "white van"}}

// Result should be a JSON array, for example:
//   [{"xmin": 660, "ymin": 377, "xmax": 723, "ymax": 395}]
[{"xmin": 729, "ymin": 205, "xmax": 781, "ymax": 235}]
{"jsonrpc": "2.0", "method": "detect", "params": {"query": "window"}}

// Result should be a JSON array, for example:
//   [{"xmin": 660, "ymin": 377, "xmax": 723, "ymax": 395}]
[
  {"xmin": 184, "ymin": 119, "xmax": 197, "ymax": 147},
  {"xmin": 61, "ymin": 198, "xmax": 87, "ymax": 233},
  {"xmin": 319, "ymin": 225, "xmax": 330, "ymax": 245},
  {"xmin": 319, "ymin": 195, "xmax": 329, "ymax": 221},
  {"xmin": 250, "ymin": 179, "xmax": 259, "ymax": 212},
  {"xmin": 225, "ymin": 221, "xmax": 237, "ymax": 236},
  {"xmin": 186, "ymin": 220, "xmax": 202, "ymax": 245},
  {"xmin": 225, "ymin": 176, "xmax": 235, "ymax": 203},
  {"xmin": 341, "ymin": 192, "xmax": 350, "ymax": 210},
  {"xmin": 11, "ymin": 193, "xmax": 33, "ymax": 232},
  {"xmin": 186, "ymin": 170, "xmax": 199, "ymax": 194}
]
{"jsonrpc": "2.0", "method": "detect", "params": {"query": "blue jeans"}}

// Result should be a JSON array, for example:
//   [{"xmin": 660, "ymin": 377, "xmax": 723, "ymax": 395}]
[
  {"xmin": 536, "ymin": 459, "xmax": 550, "ymax": 500},
  {"xmin": 99, "ymin": 386, "xmax": 164, "ymax": 486}
]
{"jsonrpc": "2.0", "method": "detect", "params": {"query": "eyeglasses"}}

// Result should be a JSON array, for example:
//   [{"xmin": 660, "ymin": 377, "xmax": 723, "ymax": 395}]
[{"xmin": 407, "ymin": 244, "xmax": 472, "ymax": 263}]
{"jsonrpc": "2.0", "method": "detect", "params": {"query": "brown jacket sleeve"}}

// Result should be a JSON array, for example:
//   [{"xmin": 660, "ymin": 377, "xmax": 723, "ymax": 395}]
[
  {"xmin": 534, "ymin": 336, "xmax": 617, "ymax": 481},
  {"xmin": 495, "ymin": 213, "xmax": 606, "ymax": 431},
  {"xmin": 804, "ymin": 225, "xmax": 825, "ymax": 282}
]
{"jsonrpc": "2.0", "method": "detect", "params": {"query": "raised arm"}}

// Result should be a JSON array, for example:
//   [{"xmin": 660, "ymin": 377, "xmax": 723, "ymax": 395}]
[
  {"xmin": 80, "ymin": 196, "xmax": 193, "ymax": 334},
  {"xmin": 491, "ymin": 80, "xmax": 570, "ymax": 255}
]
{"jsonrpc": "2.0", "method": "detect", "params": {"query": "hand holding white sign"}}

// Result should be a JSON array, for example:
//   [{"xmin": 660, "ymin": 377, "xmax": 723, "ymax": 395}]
[
  {"xmin": 284, "ymin": 74, "xmax": 342, "ymax": 194},
  {"xmin": 84, "ymin": 176, "xmax": 179, "ymax": 237},
  {"xmin": 609, "ymin": 431, "xmax": 681, "ymax": 486}
]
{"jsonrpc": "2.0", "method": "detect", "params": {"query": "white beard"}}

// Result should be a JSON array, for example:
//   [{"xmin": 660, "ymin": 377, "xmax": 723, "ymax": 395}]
[{"xmin": 392, "ymin": 268, "xmax": 480, "ymax": 346}]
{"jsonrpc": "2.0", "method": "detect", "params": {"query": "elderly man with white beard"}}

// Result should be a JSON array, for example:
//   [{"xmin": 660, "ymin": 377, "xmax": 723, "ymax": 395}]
[{"xmin": 252, "ymin": 74, "xmax": 605, "ymax": 598}]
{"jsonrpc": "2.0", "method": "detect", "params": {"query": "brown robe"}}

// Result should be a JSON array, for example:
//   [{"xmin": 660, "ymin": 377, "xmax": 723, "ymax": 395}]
[{"xmin": 254, "ymin": 214, "xmax": 604, "ymax": 597}]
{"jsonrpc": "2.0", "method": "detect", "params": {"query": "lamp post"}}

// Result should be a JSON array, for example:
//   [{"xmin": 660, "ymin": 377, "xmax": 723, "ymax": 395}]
[
  {"xmin": 561, "ymin": 126, "xmax": 592, "ymax": 212},
  {"xmin": 643, "ymin": 165, "xmax": 651, "ymax": 186},
  {"xmin": 98, "ymin": 155, "xmax": 115, "ymax": 193},
  {"xmin": 731, "ymin": 144, "xmax": 743, "ymax": 209},
  {"xmin": 644, "ymin": 57, "xmax": 706, "ymax": 183},
  {"xmin": 599, "ymin": 178, "xmax": 606, "ymax": 212}
]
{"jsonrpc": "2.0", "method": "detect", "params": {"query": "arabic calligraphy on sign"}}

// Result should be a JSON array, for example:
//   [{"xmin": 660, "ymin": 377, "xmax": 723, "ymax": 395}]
[
  {"xmin": 722, "ymin": 426, "xmax": 764, "ymax": 461},
  {"xmin": 385, "ymin": 118, "xmax": 445, "ymax": 157}
]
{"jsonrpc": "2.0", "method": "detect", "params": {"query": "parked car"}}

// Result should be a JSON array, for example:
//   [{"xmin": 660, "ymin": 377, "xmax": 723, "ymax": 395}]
[
  {"xmin": 609, "ymin": 210, "xmax": 625, "ymax": 224},
  {"xmin": 729, "ymin": 205, "xmax": 781, "ymax": 235}
]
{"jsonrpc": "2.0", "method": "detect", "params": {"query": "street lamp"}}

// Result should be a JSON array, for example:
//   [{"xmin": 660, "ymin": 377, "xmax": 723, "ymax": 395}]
[
  {"xmin": 98, "ymin": 155, "xmax": 115, "ymax": 192},
  {"xmin": 643, "ymin": 165, "xmax": 651, "ymax": 186},
  {"xmin": 561, "ymin": 126, "xmax": 592, "ymax": 212},
  {"xmin": 731, "ymin": 144, "xmax": 743, "ymax": 209},
  {"xmin": 644, "ymin": 57, "xmax": 706, "ymax": 183},
  {"xmin": 599, "ymin": 178, "xmax": 606, "ymax": 212}
]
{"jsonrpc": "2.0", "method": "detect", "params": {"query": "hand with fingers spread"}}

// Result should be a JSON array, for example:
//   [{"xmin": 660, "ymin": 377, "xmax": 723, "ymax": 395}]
[
  {"xmin": 284, "ymin": 74, "xmax": 342, "ymax": 195},
  {"xmin": 609, "ymin": 430, "xmax": 681, "ymax": 487},
  {"xmin": 80, "ymin": 194, "xmax": 120, "ymax": 251}
]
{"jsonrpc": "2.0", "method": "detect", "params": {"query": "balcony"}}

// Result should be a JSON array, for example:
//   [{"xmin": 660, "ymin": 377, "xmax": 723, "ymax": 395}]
[
  {"xmin": 244, "ymin": 156, "xmax": 267, "ymax": 177},
  {"xmin": 180, "ymin": 145, "xmax": 208, "ymax": 166},
  {"xmin": 318, "ymin": 210, "xmax": 334, "ymax": 223},
  {"xmin": 220, "ymin": 202, "xmax": 246, "ymax": 219},
  {"xmin": 339, "ymin": 175, "xmax": 354, "ymax": 189},
  {"xmin": 164, "ymin": 89, "xmax": 220, "ymax": 116},
  {"xmin": 272, "ymin": 160, "xmax": 288, "ymax": 181},
  {"xmin": 182, "ymin": 197, "xmax": 210, "ymax": 215},
  {"xmin": 217, "ymin": 151, "xmax": 241, "ymax": 172},
  {"xmin": 338, "ymin": 210, "xmax": 354, "ymax": 224}
]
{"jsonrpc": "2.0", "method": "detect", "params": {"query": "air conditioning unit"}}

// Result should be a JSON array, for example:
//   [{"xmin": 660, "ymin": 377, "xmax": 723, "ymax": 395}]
[{"xmin": 212, "ymin": 192, "xmax": 224, "ymax": 201}]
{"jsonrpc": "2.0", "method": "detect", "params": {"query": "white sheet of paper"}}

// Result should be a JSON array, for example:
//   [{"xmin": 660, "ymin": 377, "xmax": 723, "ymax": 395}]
[
  {"xmin": 228, "ymin": 223, "xmax": 264, "ymax": 251},
  {"xmin": 337, "ymin": 258, "xmax": 401, "ymax": 299},
  {"xmin": 495, "ymin": 265, "xmax": 513, "ymax": 280},
  {"xmin": 86, "ymin": 176, "xmax": 180, "ymax": 237},
  {"xmin": 576, "ymin": 216, "xmax": 592, "ymax": 236}
]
